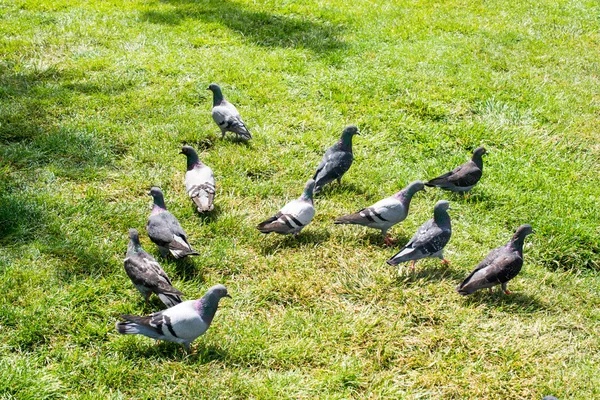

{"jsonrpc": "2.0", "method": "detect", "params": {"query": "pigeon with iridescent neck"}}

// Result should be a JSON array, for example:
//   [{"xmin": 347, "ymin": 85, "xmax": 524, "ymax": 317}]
[
  {"xmin": 426, "ymin": 147, "xmax": 487, "ymax": 193},
  {"xmin": 335, "ymin": 180, "xmax": 426, "ymax": 245},
  {"xmin": 180, "ymin": 145, "xmax": 215, "ymax": 212},
  {"xmin": 146, "ymin": 187, "xmax": 199, "ymax": 259},
  {"xmin": 313, "ymin": 125, "xmax": 359, "ymax": 194},
  {"xmin": 207, "ymin": 83, "xmax": 251, "ymax": 140},
  {"xmin": 115, "ymin": 284, "xmax": 231, "ymax": 351},
  {"xmin": 456, "ymin": 224, "xmax": 534, "ymax": 296},
  {"xmin": 124, "ymin": 228, "xmax": 183, "ymax": 308},
  {"xmin": 386, "ymin": 200, "xmax": 452, "ymax": 270},
  {"xmin": 257, "ymin": 179, "xmax": 315, "ymax": 235}
]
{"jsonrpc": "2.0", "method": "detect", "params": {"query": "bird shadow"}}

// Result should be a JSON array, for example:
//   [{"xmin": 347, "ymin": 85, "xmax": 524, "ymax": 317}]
[
  {"xmin": 344, "ymin": 229, "xmax": 411, "ymax": 248},
  {"xmin": 259, "ymin": 229, "xmax": 330, "ymax": 255},
  {"xmin": 191, "ymin": 203, "xmax": 222, "ymax": 223},
  {"xmin": 314, "ymin": 181, "xmax": 368, "ymax": 197},
  {"xmin": 140, "ymin": 0, "xmax": 347, "ymax": 58},
  {"xmin": 164, "ymin": 257, "xmax": 204, "ymax": 281},
  {"xmin": 461, "ymin": 290, "xmax": 549, "ymax": 312},
  {"xmin": 394, "ymin": 260, "xmax": 466, "ymax": 284},
  {"xmin": 117, "ymin": 340, "xmax": 227, "ymax": 364}
]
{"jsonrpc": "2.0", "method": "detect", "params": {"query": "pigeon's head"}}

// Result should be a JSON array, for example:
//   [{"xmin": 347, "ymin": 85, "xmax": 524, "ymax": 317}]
[
  {"xmin": 434, "ymin": 200, "xmax": 451, "ymax": 212},
  {"xmin": 473, "ymin": 146, "xmax": 487, "ymax": 157},
  {"xmin": 207, "ymin": 83, "xmax": 222, "ymax": 93},
  {"xmin": 300, "ymin": 179, "xmax": 316, "ymax": 201},
  {"xmin": 406, "ymin": 180, "xmax": 426, "ymax": 194},
  {"xmin": 342, "ymin": 125, "xmax": 360, "ymax": 138},
  {"xmin": 208, "ymin": 284, "xmax": 232, "ymax": 299},
  {"xmin": 148, "ymin": 187, "xmax": 163, "ymax": 198},
  {"xmin": 180, "ymin": 145, "xmax": 196, "ymax": 156},
  {"xmin": 514, "ymin": 224, "xmax": 534, "ymax": 238},
  {"xmin": 128, "ymin": 228, "xmax": 140, "ymax": 242}
]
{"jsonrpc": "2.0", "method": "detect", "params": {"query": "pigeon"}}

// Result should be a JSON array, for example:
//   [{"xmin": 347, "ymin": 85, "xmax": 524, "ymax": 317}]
[
  {"xmin": 116, "ymin": 284, "xmax": 230, "ymax": 351},
  {"xmin": 456, "ymin": 224, "xmax": 534, "ymax": 296},
  {"xmin": 313, "ymin": 125, "xmax": 359, "ymax": 194},
  {"xmin": 180, "ymin": 145, "xmax": 216, "ymax": 212},
  {"xmin": 386, "ymin": 200, "xmax": 452, "ymax": 270},
  {"xmin": 146, "ymin": 187, "xmax": 199, "ymax": 259},
  {"xmin": 335, "ymin": 180, "xmax": 426, "ymax": 245},
  {"xmin": 257, "ymin": 179, "xmax": 315, "ymax": 235},
  {"xmin": 425, "ymin": 146, "xmax": 487, "ymax": 193},
  {"xmin": 207, "ymin": 83, "xmax": 251, "ymax": 140},
  {"xmin": 124, "ymin": 228, "xmax": 184, "ymax": 308}
]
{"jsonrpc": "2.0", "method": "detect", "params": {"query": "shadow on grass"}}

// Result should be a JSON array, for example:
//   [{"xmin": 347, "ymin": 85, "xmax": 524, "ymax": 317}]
[
  {"xmin": 259, "ymin": 229, "xmax": 331, "ymax": 255},
  {"xmin": 189, "ymin": 203, "xmax": 222, "ymax": 223},
  {"xmin": 141, "ymin": 0, "xmax": 347, "ymax": 57},
  {"xmin": 167, "ymin": 257, "xmax": 204, "ymax": 281},
  {"xmin": 118, "ymin": 340, "xmax": 228, "ymax": 363},
  {"xmin": 393, "ymin": 260, "xmax": 466, "ymax": 283},
  {"xmin": 314, "ymin": 181, "xmax": 368, "ymax": 197},
  {"xmin": 461, "ymin": 290, "xmax": 549, "ymax": 312}
]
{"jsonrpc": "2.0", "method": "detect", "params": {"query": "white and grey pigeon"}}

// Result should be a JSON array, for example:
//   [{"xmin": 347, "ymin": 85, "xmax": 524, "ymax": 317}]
[
  {"xmin": 456, "ymin": 224, "xmax": 534, "ymax": 296},
  {"xmin": 207, "ymin": 83, "xmax": 251, "ymax": 140},
  {"xmin": 124, "ymin": 228, "xmax": 184, "ymax": 308},
  {"xmin": 146, "ymin": 187, "xmax": 199, "ymax": 259},
  {"xmin": 180, "ymin": 145, "xmax": 216, "ymax": 212},
  {"xmin": 426, "ymin": 146, "xmax": 487, "ymax": 193},
  {"xmin": 116, "ymin": 284, "xmax": 230, "ymax": 351},
  {"xmin": 313, "ymin": 125, "xmax": 359, "ymax": 194},
  {"xmin": 257, "ymin": 179, "xmax": 315, "ymax": 236},
  {"xmin": 386, "ymin": 200, "xmax": 452, "ymax": 270},
  {"xmin": 335, "ymin": 180, "xmax": 426, "ymax": 245}
]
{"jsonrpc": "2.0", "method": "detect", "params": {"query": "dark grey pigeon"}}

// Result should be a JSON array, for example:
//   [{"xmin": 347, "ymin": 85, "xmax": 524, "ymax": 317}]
[
  {"xmin": 116, "ymin": 284, "xmax": 230, "ymax": 351},
  {"xmin": 386, "ymin": 200, "xmax": 452, "ymax": 270},
  {"xmin": 426, "ymin": 146, "xmax": 487, "ymax": 193},
  {"xmin": 146, "ymin": 187, "xmax": 199, "ymax": 259},
  {"xmin": 313, "ymin": 125, "xmax": 359, "ymax": 194},
  {"xmin": 456, "ymin": 224, "xmax": 534, "ymax": 296},
  {"xmin": 180, "ymin": 146, "xmax": 216, "ymax": 212},
  {"xmin": 257, "ymin": 180, "xmax": 315, "ymax": 236},
  {"xmin": 124, "ymin": 228, "xmax": 183, "ymax": 308},
  {"xmin": 335, "ymin": 180, "xmax": 426, "ymax": 245},
  {"xmin": 207, "ymin": 83, "xmax": 251, "ymax": 140}
]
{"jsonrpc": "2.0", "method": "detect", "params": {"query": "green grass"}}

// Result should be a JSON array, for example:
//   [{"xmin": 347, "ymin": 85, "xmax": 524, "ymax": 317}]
[{"xmin": 1, "ymin": 0, "xmax": 599, "ymax": 398}]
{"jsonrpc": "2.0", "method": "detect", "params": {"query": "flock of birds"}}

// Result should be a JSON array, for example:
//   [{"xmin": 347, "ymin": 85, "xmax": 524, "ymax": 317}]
[{"xmin": 115, "ymin": 83, "xmax": 535, "ymax": 353}]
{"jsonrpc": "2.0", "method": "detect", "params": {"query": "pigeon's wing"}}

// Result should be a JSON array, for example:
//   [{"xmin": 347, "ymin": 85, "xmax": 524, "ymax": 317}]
[
  {"xmin": 387, "ymin": 220, "xmax": 450, "ymax": 265},
  {"xmin": 212, "ymin": 102, "xmax": 251, "ymax": 139},
  {"xmin": 257, "ymin": 200, "xmax": 315, "ymax": 234},
  {"xmin": 457, "ymin": 250, "xmax": 523, "ymax": 294},
  {"xmin": 335, "ymin": 196, "xmax": 402, "ymax": 227},
  {"xmin": 146, "ymin": 216, "xmax": 175, "ymax": 247},
  {"xmin": 427, "ymin": 161, "xmax": 481, "ymax": 189},
  {"xmin": 124, "ymin": 254, "xmax": 183, "ymax": 298},
  {"xmin": 314, "ymin": 150, "xmax": 353, "ymax": 188}
]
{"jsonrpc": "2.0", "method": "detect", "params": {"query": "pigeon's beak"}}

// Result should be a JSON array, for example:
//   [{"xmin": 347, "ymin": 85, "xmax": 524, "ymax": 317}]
[
  {"xmin": 179, "ymin": 150, "xmax": 184, "ymax": 155},
  {"xmin": 421, "ymin": 187, "xmax": 427, "ymax": 193},
  {"xmin": 206, "ymin": 87, "xmax": 211, "ymax": 90},
  {"xmin": 225, "ymin": 294, "xmax": 232, "ymax": 298}
]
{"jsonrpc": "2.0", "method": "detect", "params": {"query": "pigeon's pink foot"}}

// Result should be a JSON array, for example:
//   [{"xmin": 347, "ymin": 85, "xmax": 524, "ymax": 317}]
[
  {"xmin": 383, "ymin": 236, "xmax": 396, "ymax": 246},
  {"xmin": 489, "ymin": 288, "xmax": 493, "ymax": 294},
  {"xmin": 441, "ymin": 258, "xmax": 450, "ymax": 265},
  {"xmin": 410, "ymin": 260, "xmax": 416, "ymax": 271},
  {"xmin": 503, "ymin": 289, "xmax": 512, "ymax": 295}
]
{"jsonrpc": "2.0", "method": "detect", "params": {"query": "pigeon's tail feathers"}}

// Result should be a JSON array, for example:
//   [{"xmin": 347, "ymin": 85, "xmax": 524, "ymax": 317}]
[
  {"xmin": 386, "ymin": 246, "xmax": 417, "ymax": 266},
  {"xmin": 157, "ymin": 292, "xmax": 183, "ymax": 308},
  {"xmin": 189, "ymin": 184, "xmax": 215, "ymax": 212},
  {"xmin": 116, "ymin": 314, "xmax": 164, "ymax": 339},
  {"xmin": 426, "ymin": 172, "xmax": 453, "ymax": 187},
  {"xmin": 238, "ymin": 128, "xmax": 252, "ymax": 141},
  {"xmin": 115, "ymin": 321, "xmax": 139, "ymax": 335},
  {"xmin": 257, "ymin": 214, "xmax": 280, "ymax": 234},
  {"xmin": 168, "ymin": 236, "xmax": 199, "ymax": 258},
  {"xmin": 170, "ymin": 248, "xmax": 200, "ymax": 258},
  {"xmin": 334, "ymin": 213, "xmax": 363, "ymax": 225}
]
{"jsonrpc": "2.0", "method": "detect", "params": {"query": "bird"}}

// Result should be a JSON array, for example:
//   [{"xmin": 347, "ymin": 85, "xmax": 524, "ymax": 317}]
[
  {"xmin": 115, "ymin": 284, "xmax": 231, "ymax": 351},
  {"xmin": 257, "ymin": 179, "xmax": 315, "ymax": 235},
  {"xmin": 456, "ymin": 224, "xmax": 534, "ymax": 296},
  {"xmin": 334, "ymin": 180, "xmax": 426, "ymax": 245},
  {"xmin": 123, "ymin": 228, "xmax": 184, "ymax": 308},
  {"xmin": 386, "ymin": 200, "xmax": 452, "ymax": 271},
  {"xmin": 313, "ymin": 125, "xmax": 359, "ymax": 194},
  {"xmin": 425, "ymin": 146, "xmax": 487, "ymax": 193},
  {"xmin": 207, "ymin": 83, "xmax": 251, "ymax": 140},
  {"xmin": 146, "ymin": 187, "xmax": 199, "ymax": 259},
  {"xmin": 180, "ymin": 145, "xmax": 216, "ymax": 212}
]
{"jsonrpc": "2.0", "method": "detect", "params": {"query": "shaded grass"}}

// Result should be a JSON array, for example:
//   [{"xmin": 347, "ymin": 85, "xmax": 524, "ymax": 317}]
[{"xmin": 1, "ymin": 0, "xmax": 599, "ymax": 398}]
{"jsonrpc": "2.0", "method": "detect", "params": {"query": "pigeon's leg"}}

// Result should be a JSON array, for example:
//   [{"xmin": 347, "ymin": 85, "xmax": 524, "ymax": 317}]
[
  {"xmin": 410, "ymin": 260, "xmax": 416, "ymax": 271},
  {"xmin": 440, "ymin": 258, "xmax": 450, "ymax": 265},
  {"xmin": 221, "ymin": 130, "xmax": 226, "ymax": 139},
  {"xmin": 158, "ymin": 246, "xmax": 170, "ymax": 258},
  {"xmin": 183, "ymin": 342, "xmax": 192, "ymax": 353},
  {"xmin": 489, "ymin": 287, "xmax": 493, "ymax": 294},
  {"xmin": 382, "ymin": 230, "xmax": 396, "ymax": 246},
  {"xmin": 501, "ymin": 282, "xmax": 512, "ymax": 295},
  {"xmin": 337, "ymin": 177, "xmax": 342, "ymax": 185}
]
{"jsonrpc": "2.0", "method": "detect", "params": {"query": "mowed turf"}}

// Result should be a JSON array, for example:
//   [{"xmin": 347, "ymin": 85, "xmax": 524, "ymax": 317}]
[{"xmin": 1, "ymin": 0, "xmax": 599, "ymax": 398}]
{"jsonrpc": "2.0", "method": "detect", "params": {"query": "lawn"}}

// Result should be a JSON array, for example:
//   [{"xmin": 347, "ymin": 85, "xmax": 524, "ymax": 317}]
[{"xmin": 1, "ymin": 0, "xmax": 599, "ymax": 398}]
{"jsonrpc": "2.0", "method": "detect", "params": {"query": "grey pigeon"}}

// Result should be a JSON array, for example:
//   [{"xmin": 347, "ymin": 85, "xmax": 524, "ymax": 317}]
[
  {"xmin": 456, "ymin": 224, "xmax": 534, "ymax": 296},
  {"xmin": 426, "ymin": 146, "xmax": 487, "ymax": 193},
  {"xmin": 180, "ymin": 145, "xmax": 216, "ymax": 212},
  {"xmin": 335, "ymin": 180, "xmax": 426, "ymax": 245},
  {"xmin": 313, "ymin": 125, "xmax": 359, "ymax": 194},
  {"xmin": 386, "ymin": 200, "xmax": 452, "ymax": 270},
  {"xmin": 116, "ymin": 284, "xmax": 230, "ymax": 351},
  {"xmin": 124, "ymin": 228, "xmax": 184, "ymax": 308},
  {"xmin": 207, "ymin": 83, "xmax": 251, "ymax": 140},
  {"xmin": 257, "ymin": 180, "xmax": 315, "ymax": 235},
  {"xmin": 146, "ymin": 187, "xmax": 199, "ymax": 259}
]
